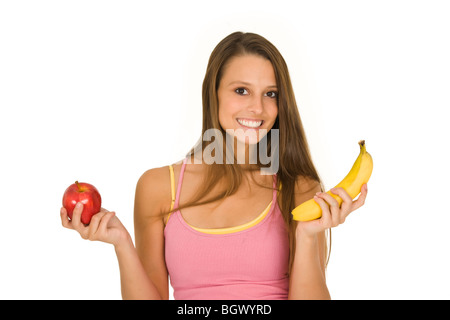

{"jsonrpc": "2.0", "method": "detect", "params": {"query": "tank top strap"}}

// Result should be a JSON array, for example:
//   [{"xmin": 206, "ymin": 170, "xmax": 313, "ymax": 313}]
[
  {"xmin": 173, "ymin": 157, "xmax": 188, "ymax": 209},
  {"xmin": 273, "ymin": 173, "xmax": 281, "ymax": 196}
]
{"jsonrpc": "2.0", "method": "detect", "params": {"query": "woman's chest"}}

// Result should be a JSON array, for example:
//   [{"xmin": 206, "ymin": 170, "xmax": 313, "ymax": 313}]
[{"xmin": 179, "ymin": 174, "xmax": 275, "ymax": 229}]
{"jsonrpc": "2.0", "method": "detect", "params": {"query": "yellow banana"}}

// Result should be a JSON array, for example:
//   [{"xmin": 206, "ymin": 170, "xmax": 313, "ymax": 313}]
[{"xmin": 292, "ymin": 140, "xmax": 373, "ymax": 221}]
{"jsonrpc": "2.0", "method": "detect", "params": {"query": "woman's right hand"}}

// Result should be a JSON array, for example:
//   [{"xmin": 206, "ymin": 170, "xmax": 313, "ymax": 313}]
[{"xmin": 61, "ymin": 202, "xmax": 131, "ymax": 248}]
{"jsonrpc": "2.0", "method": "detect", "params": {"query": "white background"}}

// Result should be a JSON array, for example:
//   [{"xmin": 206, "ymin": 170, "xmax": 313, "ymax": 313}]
[{"xmin": 1, "ymin": 0, "xmax": 449, "ymax": 300}]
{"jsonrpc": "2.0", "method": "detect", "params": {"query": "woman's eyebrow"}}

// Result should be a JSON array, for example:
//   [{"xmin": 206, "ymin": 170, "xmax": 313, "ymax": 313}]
[{"xmin": 227, "ymin": 80, "xmax": 277, "ymax": 88}]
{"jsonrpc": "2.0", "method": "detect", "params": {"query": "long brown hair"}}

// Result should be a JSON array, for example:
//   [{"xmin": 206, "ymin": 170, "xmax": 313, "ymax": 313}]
[{"xmin": 167, "ymin": 31, "xmax": 329, "ymax": 272}]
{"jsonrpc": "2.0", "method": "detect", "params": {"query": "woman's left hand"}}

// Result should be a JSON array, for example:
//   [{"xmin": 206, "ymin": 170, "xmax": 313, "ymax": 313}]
[{"xmin": 296, "ymin": 184, "xmax": 368, "ymax": 238}]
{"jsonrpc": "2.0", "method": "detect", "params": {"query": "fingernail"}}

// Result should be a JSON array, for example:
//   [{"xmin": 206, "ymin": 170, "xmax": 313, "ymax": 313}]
[
  {"xmin": 315, "ymin": 192, "xmax": 321, "ymax": 196},
  {"xmin": 76, "ymin": 202, "xmax": 82, "ymax": 208}
]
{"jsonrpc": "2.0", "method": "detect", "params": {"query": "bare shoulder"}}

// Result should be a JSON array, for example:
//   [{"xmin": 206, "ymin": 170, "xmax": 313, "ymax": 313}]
[
  {"xmin": 293, "ymin": 175, "xmax": 322, "ymax": 207},
  {"xmin": 135, "ymin": 163, "xmax": 177, "ymax": 219}
]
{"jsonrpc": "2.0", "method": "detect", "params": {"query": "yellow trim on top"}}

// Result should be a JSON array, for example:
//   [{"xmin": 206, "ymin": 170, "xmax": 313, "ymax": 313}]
[
  {"xmin": 187, "ymin": 200, "xmax": 273, "ymax": 235},
  {"xmin": 165, "ymin": 165, "xmax": 280, "ymax": 232},
  {"xmin": 165, "ymin": 165, "xmax": 176, "ymax": 226},
  {"xmin": 169, "ymin": 165, "xmax": 175, "ymax": 210}
]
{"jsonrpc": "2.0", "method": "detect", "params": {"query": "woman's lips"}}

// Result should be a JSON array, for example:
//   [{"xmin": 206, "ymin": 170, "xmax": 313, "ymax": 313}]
[{"xmin": 236, "ymin": 118, "xmax": 264, "ymax": 128}]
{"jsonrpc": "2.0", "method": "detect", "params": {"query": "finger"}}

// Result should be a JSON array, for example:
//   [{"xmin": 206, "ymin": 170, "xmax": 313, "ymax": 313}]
[
  {"xmin": 362, "ymin": 183, "xmax": 368, "ymax": 195},
  {"xmin": 352, "ymin": 184, "xmax": 368, "ymax": 211},
  {"xmin": 87, "ymin": 211, "xmax": 107, "ymax": 240},
  {"xmin": 314, "ymin": 196, "xmax": 332, "ymax": 228},
  {"xmin": 316, "ymin": 192, "xmax": 341, "ymax": 226},
  {"xmin": 71, "ymin": 202, "xmax": 89, "ymax": 239},
  {"xmin": 71, "ymin": 202, "xmax": 84, "ymax": 229},
  {"xmin": 330, "ymin": 187, "xmax": 353, "ymax": 218},
  {"xmin": 317, "ymin": 192, "xmax": 340, "ymax": 208},
  {"xmin": 330, "ymin": 187, "xmax": 352, "ymax": 206},
  {"xmin": 96, "ymin": 211, "xmax": 115, "ymax": 237},
  {"xmin": 60, "ymin": 207, "xmax": 73, "ymax": 229}
]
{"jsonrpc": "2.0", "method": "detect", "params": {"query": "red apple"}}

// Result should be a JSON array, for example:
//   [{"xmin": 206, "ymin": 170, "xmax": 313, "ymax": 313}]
[{"xmin": 62, "ymin": 181, "xmax": 102, "ymax": 225}]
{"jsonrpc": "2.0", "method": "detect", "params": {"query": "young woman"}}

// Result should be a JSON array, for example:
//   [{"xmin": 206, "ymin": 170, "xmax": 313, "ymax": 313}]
[{"xmin": 60, "ymin": 32, "xmax": 368, "ymax": 300}]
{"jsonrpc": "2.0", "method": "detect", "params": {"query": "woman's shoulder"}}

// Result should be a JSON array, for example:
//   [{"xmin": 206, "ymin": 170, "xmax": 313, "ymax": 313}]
[
  {"xmin": 293, "ymin": 175, "xmax": 322, "ymax": 206},
  {"xmin": 135, "ymin": 159, "xmax": 186, "ymax": 217},
  {"xmin": 137, "ymin": 158, "xmax": 184, "ymax": 183},
  {"xmin": 294, "ymin": 175, "xmax": 321, "ymax": 192}
]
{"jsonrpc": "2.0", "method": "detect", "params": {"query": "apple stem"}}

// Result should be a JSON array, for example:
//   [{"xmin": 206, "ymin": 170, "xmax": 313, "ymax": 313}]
[{"xmin": 75, "ymin": 181, "xmax": 82, "ymax": 192}]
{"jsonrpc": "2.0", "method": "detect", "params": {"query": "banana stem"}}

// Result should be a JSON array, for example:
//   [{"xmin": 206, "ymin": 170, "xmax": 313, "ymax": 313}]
[{"xmin": 359, "ymin": 140, "xmax": 366, "ymax": 153}]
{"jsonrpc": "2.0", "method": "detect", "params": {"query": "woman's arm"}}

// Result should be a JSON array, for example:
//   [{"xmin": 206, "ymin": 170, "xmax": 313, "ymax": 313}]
[
  {"xmin": 288, "ymin": 178, "xmax": 368, "ymax": 300},
  {"xmin": 60, "ymin": 204, "xmax": 161, "ymax": 299},
  {"xmin": 114, "ymin": 167, "xmax": 171, "ymax": 299},
  {"xmin": 60, "ymin": 166, "xmax": 171, "ymax": 300},
  {"xmin": 133, "ymin": 167, "xmax": 172, "ymax": 300},
  {"xmin": 114, "ymin": 235, "xmax": 162, "ymax": 300},
  {"xmin": 288, "ymin": 226, "xmax": 330, "ymax": 299},
  {"xmin": 288, "ymin": 177, "xmax": 330, "ymax": 300}
]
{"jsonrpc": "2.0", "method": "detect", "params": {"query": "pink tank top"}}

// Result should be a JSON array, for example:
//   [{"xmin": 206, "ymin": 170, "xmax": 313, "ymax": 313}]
[{"xmin": 164, "ymin": 158, "xmax": 289, "ymax": 300}]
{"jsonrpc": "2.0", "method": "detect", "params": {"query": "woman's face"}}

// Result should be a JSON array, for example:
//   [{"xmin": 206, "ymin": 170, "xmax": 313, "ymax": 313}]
[{"xmin": 217, "ymin": 54, "xmax": 278, "ymax": 145}]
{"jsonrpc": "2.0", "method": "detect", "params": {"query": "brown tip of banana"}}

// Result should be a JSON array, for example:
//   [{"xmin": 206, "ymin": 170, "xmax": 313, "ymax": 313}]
[{"xmin": 358, "ymin": 140, "xmax": 367, "ymax": 154}]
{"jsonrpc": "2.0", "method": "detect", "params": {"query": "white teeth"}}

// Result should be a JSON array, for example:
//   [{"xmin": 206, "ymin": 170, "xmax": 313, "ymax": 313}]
[{"xmin": 237, "ymin": 119, "xmax": 263, "ymax": 128}]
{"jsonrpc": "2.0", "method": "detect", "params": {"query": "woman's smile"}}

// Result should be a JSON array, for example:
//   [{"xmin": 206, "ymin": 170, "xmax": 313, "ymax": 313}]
[{"xmin": 236, "ymin": 118, "xmax": 264, "ymax": 129}]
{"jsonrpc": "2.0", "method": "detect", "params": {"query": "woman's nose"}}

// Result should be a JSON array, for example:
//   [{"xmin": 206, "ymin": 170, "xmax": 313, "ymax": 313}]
[{"xmin": 247, "ymin": 96, "xmax": 264, "ymax": 114}]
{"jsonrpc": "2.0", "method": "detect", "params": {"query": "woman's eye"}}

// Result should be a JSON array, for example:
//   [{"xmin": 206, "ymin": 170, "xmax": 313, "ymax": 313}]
[
  {"xmin": 266, "ymin": 91, "xmax": 278, "ymax": 98},
  {"xmin": 235, "ymin": 88, "xmax": 248, "ymax": 95}
]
